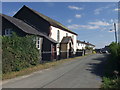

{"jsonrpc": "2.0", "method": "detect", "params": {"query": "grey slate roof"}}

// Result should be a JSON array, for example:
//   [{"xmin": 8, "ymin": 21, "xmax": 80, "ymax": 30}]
[
  {"xmin": 14, "ymin": 5, "xmax": 77, "ymax": 35},
  {"xmin": 61, "ymin": 36, "xmax": 73, "ymax": 44},
  {"xmin": 1, "ymin": 14, "xmax": 58, "ymax": 44}
]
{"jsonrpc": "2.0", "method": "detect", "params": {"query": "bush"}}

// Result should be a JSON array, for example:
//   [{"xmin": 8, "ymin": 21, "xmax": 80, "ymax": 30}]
[
  {"xmin": 108, "ymin": 42, "xmax": 120, "ymax": 72},
  {"xmin": 102, "ymin": 42, "xmax": 120, "ymax": 89},
  {"xmin": 2, "ymin": 33, "xmax": 40, "ymax": 74},
  {"xmin": 109, "ymin": 42, "xmax": 119, "ymax": 58},
  {"xmin": 85, "ymin": 46, "xmax": 93, "ymax": 50},
  {"xmin": 102, "ymin": 77, "xmax": 120, "ymax": 89}
]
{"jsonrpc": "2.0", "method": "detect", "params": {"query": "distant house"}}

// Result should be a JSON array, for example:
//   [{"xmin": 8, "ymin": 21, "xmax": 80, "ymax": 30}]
[
  {"xmin": 77, "ymin": 40, "xmax": 86, "ymax": 50},
  {"xmin": 13, "ymin": 5, "xmax": 77, "ymax": 59},
  {"xmin": 76, "ymin": 40, "xmax": 95, "ymax": 55},
  {"xmin": 85, "ymin": 42, "xmax": 95, "ymax": 50},
  {"xmin": 1, "ymin": 13, "xmax": 57, "ymax": 62}
]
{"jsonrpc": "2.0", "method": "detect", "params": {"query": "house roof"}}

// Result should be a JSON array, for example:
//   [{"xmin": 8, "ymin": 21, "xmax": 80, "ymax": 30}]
[
  {"xmin": 77, "ymin": 40, "xmax": 86, "ymax": 44},
  {"xmin": 88, "ymin": 43, "xmax": 95, "ymax": 47},
  {"xmin": 61, "ymin": 36, "xmax": 73, "ymax": 44},
  {"xmin": 14, "ymin": 5, "xmax": 77, "ymax": 35},
  {"xmin": 1, "ymin": 14, "xmax": 58, "ymax": 44},
  {"xmin": 77, "ymin": 40, "xmax": 95, "ymax": 47}
]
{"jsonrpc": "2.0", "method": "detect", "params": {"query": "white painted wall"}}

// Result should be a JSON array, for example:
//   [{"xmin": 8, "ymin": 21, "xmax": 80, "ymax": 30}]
[
  {"xmin": 77, "ymin": 42, "xmax": 86, "ymax": 50},
  {"xmin": 50, "ymin": 26, "xmax": 77, "ymax": 55}
]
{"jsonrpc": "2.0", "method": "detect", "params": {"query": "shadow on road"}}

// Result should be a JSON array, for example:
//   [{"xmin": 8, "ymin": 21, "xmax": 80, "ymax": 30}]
[{"xmin": 86, "ymin": 54, "xmax": 108, "ymax": 77}]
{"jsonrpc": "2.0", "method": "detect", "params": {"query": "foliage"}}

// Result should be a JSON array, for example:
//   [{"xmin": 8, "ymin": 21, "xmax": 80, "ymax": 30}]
[
  {"xmin": 2, "ymin": 33, "xmax": 40, "ymax": 74},
  {"xmin": 102, "ymin": 77, "xmax": 120, "ymax": 89},
  {"xmin": 85, "ymin": 46, "xmax": 93, "ymax": 50},
  {"xmin": 92, "ymin": 51, "xmax": 96, "ymax": 54},
  {"xmin": 102, "ymin": 42, "xmax": 120, "ymax": 89},
  {"xmin": 109, "ymin": 42, "xmax": 119, "ymax": 58}
]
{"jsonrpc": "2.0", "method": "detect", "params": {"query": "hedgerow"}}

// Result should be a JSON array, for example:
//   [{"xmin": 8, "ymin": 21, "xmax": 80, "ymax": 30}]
[
  {"xmin": 102, "ymin": 42, "xmax": 120, "ymax": 89},
  {"xmin": 2, "ymin": 33, "xmax": 40, "ymax": 74}
]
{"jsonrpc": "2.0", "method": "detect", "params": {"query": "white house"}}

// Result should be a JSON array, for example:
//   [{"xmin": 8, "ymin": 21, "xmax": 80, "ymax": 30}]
[
  {"xmin": 50, "ymin": 26, "xmax": 77, "ymax": 58},
  {"xmin": 77, "ymin": 40, "xmax": 86, "ymax": 50},
  {"xmin": 86, "ymin": 42, "xmax": 95, "ymax": 50},
  {"xmin": 77, "ymin": 40, "xmax": 95, "ymax": 50},
  {"xmin": 13, "ymin": 5, "xmax": 78, "ymax": 60}
]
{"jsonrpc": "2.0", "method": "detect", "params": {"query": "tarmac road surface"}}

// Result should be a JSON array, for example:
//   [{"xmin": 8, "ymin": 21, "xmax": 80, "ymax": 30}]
[{"xmin": 2, "ymin": 54, "xmax": 107, "ymax": 88}]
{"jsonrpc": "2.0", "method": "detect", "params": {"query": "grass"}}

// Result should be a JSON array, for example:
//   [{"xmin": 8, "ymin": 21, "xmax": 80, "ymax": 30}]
[
  {"xmin": 2, "ymin": 53, "xmax": 94, "ymax": 81},
  {"xmin": 102, "ymin": 77, "xmax": 120, "ymax": 89},
  {"xmin": 101, "ymin": 55, "xmax": 120, "ymax": 89}
]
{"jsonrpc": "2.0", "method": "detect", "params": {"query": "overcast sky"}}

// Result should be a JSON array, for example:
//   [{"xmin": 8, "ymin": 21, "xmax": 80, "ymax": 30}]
[{"xmin": 2, "ymin": 2, "xmax": 119, "ymax": 48}]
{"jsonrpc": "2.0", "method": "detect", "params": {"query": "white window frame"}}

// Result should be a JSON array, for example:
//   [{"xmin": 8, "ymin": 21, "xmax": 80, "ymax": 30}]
[
  {"xmin": 57, "ymin": 30, "xmax": 60, "ymax": 42},
  {"xmin": 36, "ymin": 37, "xmax": 41, "ymax": 50},
  {"xmin": 5, "ymin": 28, "xmax": 12, "ymax": 36}
]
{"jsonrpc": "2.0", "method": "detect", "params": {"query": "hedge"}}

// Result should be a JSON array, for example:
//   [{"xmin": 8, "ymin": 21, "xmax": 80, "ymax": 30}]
[
  {"xmin": 109, "ymin": 42, "xmax": 120, "ymax": 72},
  {"xmin": 2, "ymin": 33, "xmax": 40, "ymax": 74},
  {"xmin": 102, "ymin": 42, "xmax": 120, "ymax": 89}
]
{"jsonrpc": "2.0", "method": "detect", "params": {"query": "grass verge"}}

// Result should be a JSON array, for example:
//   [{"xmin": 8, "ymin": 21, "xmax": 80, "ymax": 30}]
[
  {"xmin": 2, "ymin": 53, "xmax": 94, "ymax": 80},
  {"xmin": 101, "ymin": 55, "xmax": 120, "ymax": 89}
]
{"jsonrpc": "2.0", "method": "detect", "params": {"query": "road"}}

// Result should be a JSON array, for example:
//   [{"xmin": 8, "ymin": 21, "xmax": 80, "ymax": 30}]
[{"xmin": 2, "ymin": 54, "xmax": 107, "ymax": 88}]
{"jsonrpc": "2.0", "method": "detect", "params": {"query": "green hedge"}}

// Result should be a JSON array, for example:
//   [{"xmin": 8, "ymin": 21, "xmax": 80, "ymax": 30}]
[
  {"xmin": 2, "ymin": 33, "xmax": 40, "ymax": 74},
  {"xmin": 102, "ymin": 42, "xmax": 120, "ymax": 89},
  {"xmin": 109, "ymin": 42, "xmax": 119, "ymax": 58},
  {"xmin": 109, "ymin": 42, "xmax": 120, "ymax": 72}
]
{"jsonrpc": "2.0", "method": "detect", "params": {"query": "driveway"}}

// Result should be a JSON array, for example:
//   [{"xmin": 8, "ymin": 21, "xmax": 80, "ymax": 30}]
[{"xmin": 2, "ymin": 54, "xmax": 107, "ymax": 88}]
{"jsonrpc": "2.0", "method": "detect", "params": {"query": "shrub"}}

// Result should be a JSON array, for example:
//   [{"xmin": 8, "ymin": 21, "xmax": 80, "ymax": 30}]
[
  {"xmin": 85, "ymin": 46, "xmax": 93, "ymax": 50},
  {"xmin": 2, "ymin": 33, "xmax": 40, "ymax": 74},
  {"xmin": 102, "ymin": 42, "xmax": 120, "ymax": 89},
  {"xmin": 108, "ymin": 42, "xmax": 120, "ymax": 72},
  {"xmin": 109, "ymin": 42, "xmax": 119, "ymax": 58},
  {"xmin": 102, "ymin": 77, "xmax": 120, "ymax": 89}
]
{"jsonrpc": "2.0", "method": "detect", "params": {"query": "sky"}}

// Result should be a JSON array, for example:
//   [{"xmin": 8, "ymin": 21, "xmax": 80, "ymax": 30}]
[{"xmin": 2, "ymin": 2, "xmax": 119, "ymax": 48}]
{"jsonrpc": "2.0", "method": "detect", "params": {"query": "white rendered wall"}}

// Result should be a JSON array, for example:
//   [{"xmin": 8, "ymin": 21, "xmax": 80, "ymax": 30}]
[
  {"xmin": 50, "ymin": 26, "xmax": 77, "ymax": 55},
  {"xmin": 77, "ymin": 43, "xmax": 86, "ymax": 50}
]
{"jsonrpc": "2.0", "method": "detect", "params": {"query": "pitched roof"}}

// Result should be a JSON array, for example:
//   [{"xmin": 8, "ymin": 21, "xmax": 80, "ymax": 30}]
[
  {"xmin": 77, "ymin": 40, "xmax": 95, "ymax": 47},
  {"xmin": 14, "ymin": 5, "xmax": 77, "ymax": 35},
  {"xmin": 1, "ymin": 14, "xmax": 58, "ymax": 44},
  {"xmin": 61, "ymin": 36, "xmax": 73, "ymax": 44},
  {"xmin": 77, "ymin": 40, "xmax": 86, "ymax": 44}
]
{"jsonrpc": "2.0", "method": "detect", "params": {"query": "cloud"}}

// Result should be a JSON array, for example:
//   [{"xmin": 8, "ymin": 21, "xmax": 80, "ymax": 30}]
[
  {"xmin": 94, "ymin": 4, "xmax": 114, "ymax": 15},
  {"xmin": 67, "ymin": 19, "xmax": 72, "ymax": 23},
  {"xmin": 114, "ymin": 8, "xmax": 120, "ymax": 11},
  {"xmin": 89, "ymin": 21, "xmax": 110, "ymax": 26},
  {"xmin": 67, "ymin": 24, "xmax": 100, "ymax": 30},
  {"xmin": 68, "ymin": 19, "xmax": 117, "ymax": 32},
  {"xmin": 75, "ymin": 14, "xmax": 82, "ymax": 18},
  {"xmin": 68, "ymin": 5, "xmax": 83, "ymax": 10}
]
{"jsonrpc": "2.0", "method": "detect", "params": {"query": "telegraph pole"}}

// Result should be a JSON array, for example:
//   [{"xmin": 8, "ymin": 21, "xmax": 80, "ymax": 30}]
[{"xmin": 114, "ymin": 23, "xmax": 117, "ymax": 43}]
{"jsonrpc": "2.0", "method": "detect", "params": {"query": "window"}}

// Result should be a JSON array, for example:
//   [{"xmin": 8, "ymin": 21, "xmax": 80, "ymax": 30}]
[
  {"xmin": 36, "ymin": 37, "xmax": 41, "ymax": 49},
  {"xmin": 72, "ymin": 35, "xmax": 74, "ymax": 39},
  {"xmin": 57, "ymin": 30, "xmax": 60, "ymax": 42},
  {"xmin": 5, "ymin": 28, "xmax": 12, "ymax": 36},
  {"xmin": 66, "ymin": 33, "xmax": 68, "ymax": 36}
]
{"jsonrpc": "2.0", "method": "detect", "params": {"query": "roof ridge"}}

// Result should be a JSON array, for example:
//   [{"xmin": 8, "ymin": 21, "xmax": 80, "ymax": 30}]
[
  {"xmin": 17, "ymin": 5, "xmax": 77, "ymax": 35},
  {"xmin": 1, "ymin": 13, "xmax": 58, "ymax": 43}
]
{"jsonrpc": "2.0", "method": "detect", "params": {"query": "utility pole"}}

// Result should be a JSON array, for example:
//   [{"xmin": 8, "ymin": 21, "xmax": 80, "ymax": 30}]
[{"xmin": 114, "ymin": 23, "xmax": 117, "ymax": 43}]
